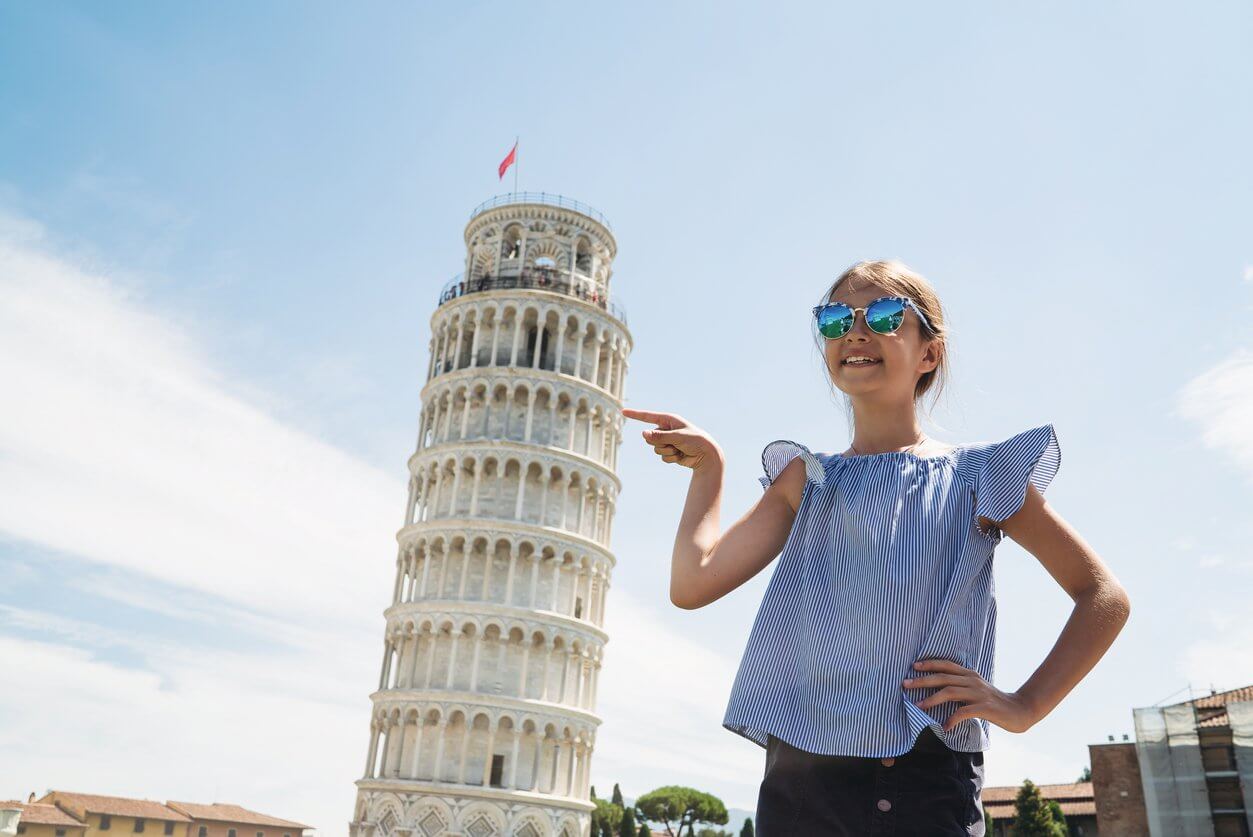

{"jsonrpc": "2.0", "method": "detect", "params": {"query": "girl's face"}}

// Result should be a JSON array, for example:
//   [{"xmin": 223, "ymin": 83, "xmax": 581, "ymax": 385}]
[{"xmin": 822, "ymin": 282, "xmax": 940, "ymax": 398}]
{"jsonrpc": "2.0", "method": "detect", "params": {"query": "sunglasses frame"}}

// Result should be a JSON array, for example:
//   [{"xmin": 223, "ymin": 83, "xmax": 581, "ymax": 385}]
[{"xmin": 811, "ymin": 295, "xmax": 933, "ymax": 339}]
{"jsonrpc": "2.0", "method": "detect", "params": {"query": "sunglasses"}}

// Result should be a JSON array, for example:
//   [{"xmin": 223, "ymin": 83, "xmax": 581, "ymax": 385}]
[{"xmin": 812, "ymin": 295, "xmax": 932, "ymax": 339}]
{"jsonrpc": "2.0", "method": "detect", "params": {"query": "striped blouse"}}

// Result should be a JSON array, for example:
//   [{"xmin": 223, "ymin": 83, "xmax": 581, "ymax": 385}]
[{"xmin": 721, "ymin": 424, "xmax": 1061, "ymax": 757}]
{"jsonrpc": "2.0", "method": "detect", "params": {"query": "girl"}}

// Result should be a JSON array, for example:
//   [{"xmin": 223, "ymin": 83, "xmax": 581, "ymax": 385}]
[{"xmin": 621, "ymin": 260, "xmax": 1130, "ymax": 836}]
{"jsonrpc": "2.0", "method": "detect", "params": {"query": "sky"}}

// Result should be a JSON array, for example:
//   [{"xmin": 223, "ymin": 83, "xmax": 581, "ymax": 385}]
[{"xmin": 1, "ymin": 1, "xmax": 1251, "ymax": 834}]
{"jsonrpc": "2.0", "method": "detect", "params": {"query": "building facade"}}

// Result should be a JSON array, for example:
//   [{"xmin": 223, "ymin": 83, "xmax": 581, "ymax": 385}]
[
  {"xmin": 1130, "ymin": 687, "xmax": 1253, "ymax": 837},
  {"xmin": 35, "ymin": 793, "xmax": 191, "ymax": 837},
  {"xmin": 350, "ymin": 193, "xmax": 631, "ymax": 837}
]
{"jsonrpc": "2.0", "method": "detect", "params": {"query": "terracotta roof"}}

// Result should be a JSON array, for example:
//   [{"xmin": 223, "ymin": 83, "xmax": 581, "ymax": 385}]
[
  {"xmin": 1182, "ymin": 684, "xmax": 1253, "ymax": 710},
  {"xmin": 39, "ymin": 793, "xmax": 191, "ymax": 822},
  {"xmin": 984, "ymin": 798, "xmax": 1097, "ymax": 818},
  {"xmin": 981, "ymin": 781, "xmax": 1093, "ymax": 804},
  {"xmin": 1173, "ymin": 684, "xmax": 1253, "ymax": 729},
  {"xmin": 981, "ymin": 782, "xmax": 1095, "ymax": 819},
  {"xmin": 0, "ymin": 802, "xmax": 86, "ymax": 828},
  {"xmin": 165, "ymin": 804, "xmax": 308, "ymax": 830}
]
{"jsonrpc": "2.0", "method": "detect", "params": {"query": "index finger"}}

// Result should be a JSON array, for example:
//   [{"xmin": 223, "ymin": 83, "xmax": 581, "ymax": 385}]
[
  {"xmin": 621, "ymin": 408, "xmax": 684, "ymax": 427},
  {"xmin": 912, "ymin": 658, "xmax": 967, "ymax": 674}
]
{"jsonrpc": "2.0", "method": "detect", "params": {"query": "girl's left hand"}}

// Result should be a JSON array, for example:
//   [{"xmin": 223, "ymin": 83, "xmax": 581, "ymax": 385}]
[{"xmin": 903, "ymin": 659, "xmax": 1040, "ymax": 734}]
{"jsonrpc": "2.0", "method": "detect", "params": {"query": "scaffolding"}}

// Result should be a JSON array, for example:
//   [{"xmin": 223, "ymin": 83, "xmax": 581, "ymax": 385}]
[
  {"xmin": 1134, "ymin": 703, "xmax": 1216, "ymax": 836},
  {"xmin": 1229, "ymin": 700, "xmax": 1253, "ymax": 833}
]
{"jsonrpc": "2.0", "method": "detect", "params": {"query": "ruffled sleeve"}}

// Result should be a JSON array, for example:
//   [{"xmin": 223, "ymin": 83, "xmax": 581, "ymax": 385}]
[
  {"xmin": 971, "ymin": 424, "xmax": 1061, "ymax": 537},
  {"xmin": 759, "ymin": 439, "xmax": 826, "ymax": 491}
]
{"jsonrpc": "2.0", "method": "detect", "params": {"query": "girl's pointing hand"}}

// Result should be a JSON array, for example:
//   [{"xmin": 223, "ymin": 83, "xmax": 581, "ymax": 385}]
[
  {"xmin": 621, "ymin": 408, "xmax": 723, "ymax": 472},
  {"xmin": 903, "ymin": 658, "xmax": 1040, "ymax": 734}
]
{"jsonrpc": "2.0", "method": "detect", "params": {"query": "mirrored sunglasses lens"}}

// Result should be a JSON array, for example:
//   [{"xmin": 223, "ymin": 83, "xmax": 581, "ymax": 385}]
[
  {"xmin": 866, "ymin": 298, "xmax": 906, "ymax": 334},
  {"xmin": 816, "ymin": 305, "xmax": 852, "ymax": 338}
]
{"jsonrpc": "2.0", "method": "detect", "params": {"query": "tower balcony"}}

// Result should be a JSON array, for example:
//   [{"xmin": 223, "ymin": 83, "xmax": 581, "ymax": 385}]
[
  {"xmin": 437, "ymin": 269, "xmax": 628, "ymax": 326},
  {"xmin": 469, "ymin": 192, "xmax": 612, "ymax": 231}
]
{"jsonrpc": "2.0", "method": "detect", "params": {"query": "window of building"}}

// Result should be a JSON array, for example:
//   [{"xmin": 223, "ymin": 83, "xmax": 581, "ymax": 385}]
[
  {"xmin": 101, "ymin": 816, "xmax": 112, "ymax": 831},
  {"xmin": 56, "ymin": 830, "xmax": 66, "ymax": 837},
  {"xmin": 198, "ymin": 827, "xmax": 207, "ymax": 837},
  {"xmin": 135, "ymin": 819, "xmax": 145, "ymax": 833},
  {"xmin": 16, "ymin": 826, "xmax": 25, "ymax": 835},
  {"xmin": 164, "ymin": 823, "xmax": 175, "ymax": 836},
  {"xmin": 228, "ymin": 829, "xmax": 237, "ymax": 837},
  {"xmin": 257, "ymin": 831, "xmax": 264, "ymax": 837}
]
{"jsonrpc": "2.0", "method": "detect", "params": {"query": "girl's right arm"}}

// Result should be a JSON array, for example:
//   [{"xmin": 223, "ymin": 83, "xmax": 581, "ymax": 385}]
[{"xmin": 622, "ymin": 408, "xmax": 806, "ymax": 609}]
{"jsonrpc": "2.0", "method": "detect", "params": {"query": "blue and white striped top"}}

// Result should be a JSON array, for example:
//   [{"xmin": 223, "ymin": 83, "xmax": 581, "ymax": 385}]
[{"xmin": 721, "ymin": 424, "xmax": 1061, "ymax": 757}]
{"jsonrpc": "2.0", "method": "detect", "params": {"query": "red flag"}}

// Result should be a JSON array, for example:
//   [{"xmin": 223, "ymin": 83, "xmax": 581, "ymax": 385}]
[{"xmin": 498, "ymin": 141, "xmax": 517, "ymax": 179}]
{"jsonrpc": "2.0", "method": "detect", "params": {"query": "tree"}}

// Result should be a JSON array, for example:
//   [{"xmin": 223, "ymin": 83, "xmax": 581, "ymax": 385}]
[
  {"xmin": 1077, "ymin": 765, "xmax": 1091, "ymax": 782},
  {"xmin": 635, "ymin": 786, "xmax": 728, "ymax": 837},
  {"xmin": 612, "ymin": 783, "xmax": 625, "ymax": 807},
  {"xmin": 1012, "ymin": 779, "xmax": 1068, "ymax": 837},
  {"xmin": 617, "ymin": 805, "xmax": 636, "ymax": 837},
  {"xmin": 591, "ymin": 799, "xmax": 623, "ymax": 837},
  {"xmin": 636, "ymin": 821, "xmax": 651, "ymax": 837},
  {"xmin": 739, "ymin": 817, "xmax": 754, "ymax": 837},
  {"xmin": 983, "ymin": 806, "xmax": 994, "ymax": 836}
]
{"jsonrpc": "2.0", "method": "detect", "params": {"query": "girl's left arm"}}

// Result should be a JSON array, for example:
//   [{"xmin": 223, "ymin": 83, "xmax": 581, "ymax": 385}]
[{"xmin": 907, "ymin": 482, "xmax": 1131, "ymax": 733}]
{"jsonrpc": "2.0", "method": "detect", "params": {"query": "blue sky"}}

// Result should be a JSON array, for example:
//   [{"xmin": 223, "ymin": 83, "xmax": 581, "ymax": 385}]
[{"xmin": 2, "ymin": 2, "xmax": 1251, "ymax": 833}]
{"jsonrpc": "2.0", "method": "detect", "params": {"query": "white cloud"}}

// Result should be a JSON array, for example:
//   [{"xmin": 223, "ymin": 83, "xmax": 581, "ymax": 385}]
[
  {"xmin": 0, "ymin": 227, "xmax": 400, "ymax": 632},
  {"xmin": 1180, "ymin": 611, "xmax": 1253, "ymax": 693},
  {"xmin": 1174, "ymin": 349, "xmax": 1253, "ymax": 479}
]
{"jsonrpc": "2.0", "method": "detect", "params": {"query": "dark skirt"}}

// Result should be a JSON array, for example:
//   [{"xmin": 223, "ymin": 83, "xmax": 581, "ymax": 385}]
[{"xmin": 755, "ymin": 726, "xmax": 986, "ymax": 836}]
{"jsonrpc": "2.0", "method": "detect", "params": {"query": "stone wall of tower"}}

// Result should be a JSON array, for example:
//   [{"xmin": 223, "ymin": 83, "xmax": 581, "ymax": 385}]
[{"xmin": 350, "ymin": 196, "xmax": 629, "ymax": 837}]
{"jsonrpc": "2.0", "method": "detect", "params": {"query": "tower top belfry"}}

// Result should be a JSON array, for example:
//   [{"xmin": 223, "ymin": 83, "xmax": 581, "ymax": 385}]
[{"xmin": 442, "ymin": 193, "xmax": 625, "ymax": 328}]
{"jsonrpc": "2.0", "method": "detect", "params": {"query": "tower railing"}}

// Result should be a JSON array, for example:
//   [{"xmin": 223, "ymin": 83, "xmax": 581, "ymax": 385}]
[
  {"xmin": 438, "ymin": 270, "xmax": 628, "ymax": 325},
  {"xmin": 469, "ymin": 193, "xmax": 613, "ymax": 231}
]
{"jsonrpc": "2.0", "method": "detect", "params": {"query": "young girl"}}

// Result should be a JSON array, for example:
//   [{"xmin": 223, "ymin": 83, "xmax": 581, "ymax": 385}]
[{"xmin": 622, "ymin": 260, "xmax": 1130, "ymax": 836}]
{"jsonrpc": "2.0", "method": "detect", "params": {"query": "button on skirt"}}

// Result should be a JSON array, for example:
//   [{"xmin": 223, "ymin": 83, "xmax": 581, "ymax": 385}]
[{"xmin": 755, "ymin": 726, "xmax": 986, "ymax": 836}]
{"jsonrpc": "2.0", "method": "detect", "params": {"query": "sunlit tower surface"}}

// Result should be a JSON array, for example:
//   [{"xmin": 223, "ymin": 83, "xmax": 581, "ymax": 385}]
[{"xmin": 350, "ymin": 193, "xmax": 631, "ymax": 837}]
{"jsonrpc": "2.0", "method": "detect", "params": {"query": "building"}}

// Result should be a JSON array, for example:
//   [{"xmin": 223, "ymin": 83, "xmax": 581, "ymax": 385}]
[
  {"xmin": 349, "ymin": 192, "xmax": 631, "ymax": 837},
  {"xmin": 164, "ymin": 803, "xmax": 310, "ymax": 837},
  {"xmin": 981, "ymin": 781, "xmax": 1097, "ymax": 835},
  {"xmin": 1128, "ymin": 685, "xmax": 1253, "ymax": 837},
  {"xmin": 34, "ymin": 793, "xmax": 190, "ymax": 837},
  {"xmin": 0, "ymin": 801, "xmax": 86, "ymax": 837},
  {"xmin": 1089, "ymin": 733, "xmax": 1149, "ymax": 836}
]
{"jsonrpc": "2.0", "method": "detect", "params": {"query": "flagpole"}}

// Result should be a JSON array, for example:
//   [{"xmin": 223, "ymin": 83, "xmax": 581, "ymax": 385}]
[{"xmin": 513, "ymin": 135, "xmax": 519, "ymax": 196}]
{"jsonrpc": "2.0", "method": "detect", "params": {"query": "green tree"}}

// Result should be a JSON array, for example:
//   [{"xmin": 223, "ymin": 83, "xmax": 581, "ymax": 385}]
[
  {"xmin": 617, "ymin": 805, "xmax": 636, "ymax": 837},
  {"xmin": 739, "ymin": 817, "xmax": 754, "ymax": 837},
  {"xmin": 637, "ymin": 822, "xmax": 651, "ymax": 837},
  {"xmin": 612, "ymin": 783, "xmax": 625, "ymax": 807},
  {"xmin": 635, "ymin": 786, "xmax": 728, "ymax": 837},
  {"xmin": 1077, "ymin": 765, "xmax": 1091, "ymax": 782},
  {"xmin": 1048, "ymin": 799, "xmax": 1066, "ymax": 829},
  {"xmin": 1012, "ymin": 779, "xmax": 1068, "ymax": 837},
  {"xmin": 591, "ymin": 799, "xmax": 623, "ymax": 837},
  {"xmin": 984, "ymin": 806, "xmax": 994, "ymax": 836}
]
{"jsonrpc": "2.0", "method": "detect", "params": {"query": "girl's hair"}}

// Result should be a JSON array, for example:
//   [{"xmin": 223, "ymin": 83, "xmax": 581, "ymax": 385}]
[{"xmin": 812, "ymin": 259, "xmax": 951, "ymax": 424}]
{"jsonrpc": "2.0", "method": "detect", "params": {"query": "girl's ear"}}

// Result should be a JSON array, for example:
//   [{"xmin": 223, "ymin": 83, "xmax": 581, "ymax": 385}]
[{"xmin": 920, "ymin": 339, "xmax": 943, "ymax": 374}]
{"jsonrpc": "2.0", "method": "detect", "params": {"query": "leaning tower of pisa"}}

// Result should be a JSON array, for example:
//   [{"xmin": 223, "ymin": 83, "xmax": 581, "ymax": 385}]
[{"xmin": 349, "ymin": 193, "xmax": 630, "ymax": 837}]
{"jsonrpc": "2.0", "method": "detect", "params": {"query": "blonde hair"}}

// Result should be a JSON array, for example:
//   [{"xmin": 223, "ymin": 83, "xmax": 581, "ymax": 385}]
[{"xmin": 812, "ymin": 259, "xmax": 951, "ymax": 422}]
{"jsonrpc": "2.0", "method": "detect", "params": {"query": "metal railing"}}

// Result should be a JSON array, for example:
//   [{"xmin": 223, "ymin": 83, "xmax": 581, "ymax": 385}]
[
  {"xmin": 468, "ymin": 192, "xmax": 613, "ymax": 231},
  {"xmin": 438, "ymin": 269, "xmax": 628, "ymax": 324}
]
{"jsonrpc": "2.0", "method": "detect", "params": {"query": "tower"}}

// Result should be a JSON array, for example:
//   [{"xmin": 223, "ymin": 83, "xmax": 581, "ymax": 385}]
[{"xmin": 350, "ymin": 193, "xmax": 630, "ymax": 837}]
